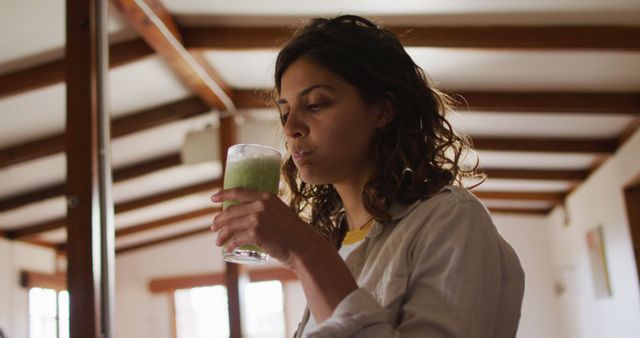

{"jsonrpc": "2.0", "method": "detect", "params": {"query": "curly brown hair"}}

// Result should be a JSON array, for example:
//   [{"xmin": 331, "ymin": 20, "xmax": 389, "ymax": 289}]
[{"xmin": 273, "ymin": 15, "xmax": 481, "ymax": 247}]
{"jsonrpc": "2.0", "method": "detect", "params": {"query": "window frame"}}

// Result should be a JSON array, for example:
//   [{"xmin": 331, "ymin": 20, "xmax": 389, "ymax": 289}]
[{"xmin": 149, "ymin": 268, "xmax": 298, "ymax": 338}]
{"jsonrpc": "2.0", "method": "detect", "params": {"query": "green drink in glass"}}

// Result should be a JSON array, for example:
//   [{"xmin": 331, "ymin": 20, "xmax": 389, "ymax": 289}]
[{"xmin": 222, "ymin": 144, "xmax": 282, "ymax": 264}]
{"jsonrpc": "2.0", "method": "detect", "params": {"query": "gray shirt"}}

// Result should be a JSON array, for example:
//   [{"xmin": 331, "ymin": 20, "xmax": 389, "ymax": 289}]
[{"xmin": 295, "ymin": 185, "xmax": 525, "ymax": 338}]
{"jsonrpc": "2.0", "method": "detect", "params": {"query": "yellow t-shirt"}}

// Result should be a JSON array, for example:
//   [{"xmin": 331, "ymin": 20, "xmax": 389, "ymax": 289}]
[{"xmin": 342, "ymin": 218, "xmax": 375, "ymax": 245}]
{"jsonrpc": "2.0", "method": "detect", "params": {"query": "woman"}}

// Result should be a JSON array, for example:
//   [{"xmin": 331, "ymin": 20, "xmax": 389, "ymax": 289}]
[{"xmin": 211, "ymin": 15, "xmax": 524, "ymax": 338}]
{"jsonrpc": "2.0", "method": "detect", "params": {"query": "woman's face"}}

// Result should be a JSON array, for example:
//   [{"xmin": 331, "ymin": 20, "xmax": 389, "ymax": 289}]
[{"xmin": 277, "ymin": 58, "xmax": 385, "ymax": 186}]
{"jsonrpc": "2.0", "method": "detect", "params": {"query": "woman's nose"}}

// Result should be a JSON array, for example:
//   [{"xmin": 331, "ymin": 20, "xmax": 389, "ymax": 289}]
[{"xmin": 283, "ymin": 111, "xmax": 308, "ymax": 140}]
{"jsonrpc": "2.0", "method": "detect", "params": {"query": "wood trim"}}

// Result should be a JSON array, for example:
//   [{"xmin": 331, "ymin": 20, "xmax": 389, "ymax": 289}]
[
  {"xmin": 234, "ymin": 89, "xmax": 640, "ymax": 115},
  {"xmin": 183, "ymin": 25, "xmax": 640, "ymax": 51},
  {"xmin": 0, "ymin": 152, "xmax": 182, "ymax": 213},
  {"xmin": 6, "ymin": 178, "xmax": 222, "ymax": 240},
  {"xmin": 149, "ymin": 273, "xmax": 226, "ymax": 293},
  {"xmin": 110, "ymin": 0, "xmax": 234, "ymax": 111},
  {"xmin": 116, "ymin": 207, "xmax": 219, "ymax": 237},
  {"xmin": 249, "ymin": 268, "xmax": 297, "ymax": 283},
  {"xmin": 115, "ymin": 226, "xmax": 210, "ymax": 255},
  {"xmin": 0, "ymin": 96, "xmax": 208, "ymax": 169},
  {"xmin": 472, "ymin": 137, "xmax": 618, "ymax": 154},
  {"xmin": 149, "ymin": 267, "xmax": 298, "ymax": 294},
  {"xmin": 483, "ymin": 168, "xmax": 589, "ymax": 181},
  {"xmin": 0, "ymin": 38, "xmax": 152, "ymax": 100},
  {"xmin": 475, "ymin": 191, "xmax": 565, "ymax": 202},
  {"xmin": 20, "ymin": 270, "xmax": 67, "ymax": 291}
]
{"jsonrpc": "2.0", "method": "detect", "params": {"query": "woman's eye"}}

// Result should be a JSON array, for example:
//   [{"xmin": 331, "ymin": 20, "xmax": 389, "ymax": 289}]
[{"xmin": 307, "ymin": 103, "xmax": 322, "ymax": 111}]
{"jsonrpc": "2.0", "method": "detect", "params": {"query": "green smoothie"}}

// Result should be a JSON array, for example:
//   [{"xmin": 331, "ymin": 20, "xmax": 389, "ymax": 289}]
[
  {"xmin": 222, "ymin": 149, "xmax": 281, "ymax": 255},
  {"xmin": 223, "ymin": 156, "xmax": 281, "ymax": 206}
]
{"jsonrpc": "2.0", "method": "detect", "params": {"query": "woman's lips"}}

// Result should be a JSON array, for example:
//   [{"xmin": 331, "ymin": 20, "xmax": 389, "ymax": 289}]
[{"xmin": 292, "ymin": 151, "xmax": 312, "ymax": 161}]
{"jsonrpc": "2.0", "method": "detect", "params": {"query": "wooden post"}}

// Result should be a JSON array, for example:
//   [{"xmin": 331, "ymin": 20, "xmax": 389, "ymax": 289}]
[
  {"xmin": 65, "ymin": 0, "xmax": 115, "ymax": 337},
  {"xmin": 219, "ymin": 115, "xmax": 243, "ymax": 338}
]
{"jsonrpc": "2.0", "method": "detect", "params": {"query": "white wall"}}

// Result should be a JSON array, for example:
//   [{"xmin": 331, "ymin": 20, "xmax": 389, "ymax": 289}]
[
  {"xmin": 493, "ymin": 214, "xmax": 561, "ymax": 338},
  {"xmin": 546, "ymin": 127, "xmax": 640, "ymax": 338},
  {"xmin": 0, "ymin": 238, "xmax": 57, "ymax": 338}
]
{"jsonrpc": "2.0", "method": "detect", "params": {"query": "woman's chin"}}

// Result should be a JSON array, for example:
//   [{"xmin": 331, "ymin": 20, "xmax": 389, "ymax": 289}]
[{"xmin": 298, "ymin": 167, "xmax": 331, "ymax": 186}]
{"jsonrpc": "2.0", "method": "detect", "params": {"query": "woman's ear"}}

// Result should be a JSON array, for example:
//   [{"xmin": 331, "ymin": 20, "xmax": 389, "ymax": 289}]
[{"xmin": 374, "ymin": 97, "xmax": 396, "ymax": 128}]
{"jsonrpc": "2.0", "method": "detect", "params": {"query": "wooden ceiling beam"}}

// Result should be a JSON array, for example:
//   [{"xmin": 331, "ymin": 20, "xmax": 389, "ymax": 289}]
[
  {"xmin": 114, "ymin": 178, "xmax": 220, "ymax": 213},
  {"xmin": 184, "ymin": 26, "xmax": 292, "ymax": 50},
  {"xmin": 0, "ymin": 38, "xmax": 152, "ymax": 99},
  {"xmin": 183, "ymin": 25, "xmax": 640, "ymax": 51},
  {"xmin": 453, "ymin": 91, "xmax": 640, "ymax": 115},
  {"xmin": 55, "ymin": 206, "xmax": 220, "ymax": 254},
  {"xmin": 110, "ymin": 0, "xmax": 234, "ymax": 111},
  {"xmin": 5, "ymin": 178, "xmax": 222, "ymax": 240},
  {"xmin": 115, "ymin": 226, "xmax": 210, "ymax": 255},
  {"xmin": 0, "ymin": 96, "xmax": 207, "ymax": 169},
  {"xmin": 116, "ymin": 207, "xmax": 218, "ymax": 237},
  {"xmin": 472, "ymin": 137, "xmax": 618, "ymax": 154},
  {"xmin": 0, "ymin": 153, "xmax": 182, "ymax": 213},
  {"xmin": 483, "ymin": 168, "xmax": 590, "ymax": 181},
  {"xmin": 233, "ymin": 89, "xmax": 640, "ymax": 115},
  {"xmin": 475, "ymin": 191, "xmax": 565, "ymax": 202},
  {"xmin": 488, "ymin": 207, "xmax": 553, "ymax": 215}
]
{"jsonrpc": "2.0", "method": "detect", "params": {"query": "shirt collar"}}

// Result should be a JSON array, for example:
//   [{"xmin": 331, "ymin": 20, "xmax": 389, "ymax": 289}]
[
  {"xmin": 366, "ymin": 199, "xmax": 422, "ymax": 239},
  {"xmin": 366, "ymin": 186, "xmax": 453, "ymax": 239}
]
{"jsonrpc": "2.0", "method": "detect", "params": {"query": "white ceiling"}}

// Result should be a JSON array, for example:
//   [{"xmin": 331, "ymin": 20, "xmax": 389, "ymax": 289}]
[
  {"xmin": 204, "ymin": 49, "xmax": 640, "ymax": 92},
  {"xmin": 164, "ymin": 0, "xmax": 640, "ymax": 24}
]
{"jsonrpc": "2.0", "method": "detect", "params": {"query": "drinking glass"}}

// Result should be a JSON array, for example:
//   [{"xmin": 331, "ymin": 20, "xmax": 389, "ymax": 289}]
[{"xmin": 221, "ymin": 144, "xmax": 281, "ymax": 264}]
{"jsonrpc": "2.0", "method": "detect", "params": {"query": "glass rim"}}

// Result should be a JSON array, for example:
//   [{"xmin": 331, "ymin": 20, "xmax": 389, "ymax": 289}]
[{"xmin": 227, "ymin": 143, "xmax": 282, "ymax": 157}]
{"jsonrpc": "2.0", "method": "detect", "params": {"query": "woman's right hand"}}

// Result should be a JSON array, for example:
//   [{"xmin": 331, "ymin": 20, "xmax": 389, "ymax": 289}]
[{"xmin": 210, "ymin": 187, "xmax": 320, "ymax": 270}]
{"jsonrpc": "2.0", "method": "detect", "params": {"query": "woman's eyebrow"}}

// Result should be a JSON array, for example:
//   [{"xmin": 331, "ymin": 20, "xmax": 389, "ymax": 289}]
[{"xmin": 277, "ymin": 84, "xmax": 336, "ymax": 105}]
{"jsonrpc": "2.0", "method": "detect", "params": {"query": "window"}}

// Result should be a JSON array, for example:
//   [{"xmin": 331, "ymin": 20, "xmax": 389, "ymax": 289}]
[
  {"xmin": 175, "ymin": 285, "xmax": 230, "ymax": 338},
  {"xmin": 28, "ymin": 288, "xmax": 69, "ymax": 338},
  {"xmin": 174, "ymin": 281, "xmax": 285, "ymax": 338},
  {"xmin": 242, "ymin": 281, "xmax": 286, "ymax": 338}
]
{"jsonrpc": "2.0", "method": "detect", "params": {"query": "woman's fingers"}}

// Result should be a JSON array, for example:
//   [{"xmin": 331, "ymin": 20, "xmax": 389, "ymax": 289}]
[
  {"xmin": 222, "ymin": 231, "xmax": 256, "ymax": 254},
  {"xmin": 211, "ymin": 187, "xmax": 271, "ymax": 204},
  {"xmin": 214, "ymin": 213, "xmax": 259, "ymax": 247},
  {"xmin": 211, "ymin": 200, "xmax": 265, "ymax": 232}
]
